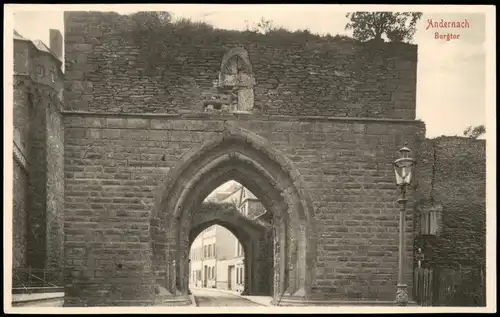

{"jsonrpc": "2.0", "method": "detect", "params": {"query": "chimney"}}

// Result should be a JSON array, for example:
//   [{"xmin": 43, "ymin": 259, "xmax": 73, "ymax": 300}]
[{"xmin": 49, "ymin": 29, "xmax": 63, "ymax": 61}]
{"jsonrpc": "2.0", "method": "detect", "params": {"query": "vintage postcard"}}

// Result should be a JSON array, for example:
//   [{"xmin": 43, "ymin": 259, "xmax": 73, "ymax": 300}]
[{"xmin": 3, "ymin": 4, "xmax": 496, "ymax": 314}]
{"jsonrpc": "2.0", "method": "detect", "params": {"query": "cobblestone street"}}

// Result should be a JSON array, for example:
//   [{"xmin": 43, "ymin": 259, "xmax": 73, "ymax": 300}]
[{"xmin": 192, "ymin": 288, "xmax": 264, "ymax": 307}]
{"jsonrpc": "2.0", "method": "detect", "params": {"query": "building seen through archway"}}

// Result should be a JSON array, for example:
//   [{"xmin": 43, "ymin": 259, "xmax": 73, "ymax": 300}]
[{"xmin": 188, "ymin": 181, "xmax": 271, "ymax": 294}]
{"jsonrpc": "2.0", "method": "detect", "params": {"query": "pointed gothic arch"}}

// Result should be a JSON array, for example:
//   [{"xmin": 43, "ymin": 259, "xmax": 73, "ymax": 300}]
[{"xmin": 151, "ymin": 125, "xmax": 318, "ymax": 304}]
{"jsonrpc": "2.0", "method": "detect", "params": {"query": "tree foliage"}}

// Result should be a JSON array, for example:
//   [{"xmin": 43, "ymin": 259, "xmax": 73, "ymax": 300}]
[
  {"xmin": 129, "ymin": 11, "xmax": 173, "ymax": 30},
  {"xmin": 345, "ymin": 12, "xmax": 423, "ymax": 43},
  {"xmin": 463, "ymin": 125, "xmax": 486, "ymax": 139}
]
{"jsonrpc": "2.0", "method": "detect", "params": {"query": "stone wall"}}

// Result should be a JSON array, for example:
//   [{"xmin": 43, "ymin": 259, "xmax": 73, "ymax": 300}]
[
  {"xmin": 415, "ymin": 136, "xmax": 486, "ymax": 305},
  {"xmin": 12, "ymin": 159, "xmax": 28, "ymax": 269},
  {"xmin": 63, "ymin": 113, "xmax": 425, "ymax": 304},
  {"xmin": 13, "ymin": 33, "xmax": 65, "ymax": 273},
  {"xmin": 46, "ymin": 95, "xmax": 65, "ymax": 270},
  {"xmin": 64, "ymin": 11, "xmax": 417, "ymax": 119},
  {"xmin": 61, "ymin": 11, "xmax": 427, "ymax": 306},
  {"xmin": 415, "ymin": 136, "xmax": 486, "ymax": 266},
  {"xmin": 26, "ymin": 83, "xmax": 48, "ymax": 269},
  {"xmin": 12, "ymin": 40, "xmax": 31, "ymax": 269}
]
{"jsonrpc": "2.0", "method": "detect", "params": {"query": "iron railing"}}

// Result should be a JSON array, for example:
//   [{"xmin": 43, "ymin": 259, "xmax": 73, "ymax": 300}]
[{"xmin": 12, "ymin": 267, "xmax": 64, "ymax": 291}]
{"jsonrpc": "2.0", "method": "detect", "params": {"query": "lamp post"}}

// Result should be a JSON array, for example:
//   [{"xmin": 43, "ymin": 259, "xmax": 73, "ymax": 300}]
[{"xmin": 393, "ymin": 142, "xmax": 416, "ymax": 306}]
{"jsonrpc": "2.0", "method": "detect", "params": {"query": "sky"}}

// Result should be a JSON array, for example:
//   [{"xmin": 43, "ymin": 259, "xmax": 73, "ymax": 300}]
[{"xmin": 11, "ymin": 5, "xmax": 489, "ymax": 141}]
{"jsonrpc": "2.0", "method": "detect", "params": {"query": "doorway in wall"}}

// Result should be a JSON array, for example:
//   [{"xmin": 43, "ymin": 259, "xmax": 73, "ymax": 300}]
[{"xmin": 228, "ymin": 265, "xmax": 235, "ymax": 290}]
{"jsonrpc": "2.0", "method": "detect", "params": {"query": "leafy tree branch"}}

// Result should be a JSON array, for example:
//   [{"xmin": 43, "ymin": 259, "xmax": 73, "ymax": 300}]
[{"xmin": 345, "ymin": 12, "xmax": 423, "ymax": 43}]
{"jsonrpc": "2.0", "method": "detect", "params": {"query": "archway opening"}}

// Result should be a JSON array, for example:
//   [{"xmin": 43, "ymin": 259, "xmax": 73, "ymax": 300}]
[
  {"xmin": 187, "ymin": 181, "xmax": 274, "ymax": 297},
  {"xmin": 189, "ymin": 224, "xmax": 247, "ymax": 292},
  {"xmin": 151, "ymin": 128, "xmax": 317, "ymax": 304}
]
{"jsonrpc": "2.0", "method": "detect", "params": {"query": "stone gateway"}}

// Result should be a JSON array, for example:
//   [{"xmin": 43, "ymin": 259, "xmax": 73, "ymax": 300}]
[
  {"xmin": 62, "ymin": 11, "xmax": 422, "ymax": 306},
  {"xmin": 11, "ymin": 10, "xmax": 486, "ymax": 308}
]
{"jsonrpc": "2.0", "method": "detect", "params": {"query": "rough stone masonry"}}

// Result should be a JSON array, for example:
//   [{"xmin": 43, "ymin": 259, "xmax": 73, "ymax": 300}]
[
  {"xmin": 61, "ymin": 11, "xmax": 426, "ymax": 306},
  {"xmin": 13, "ymin": 30, "xmax": 65, "ymax": 274}
]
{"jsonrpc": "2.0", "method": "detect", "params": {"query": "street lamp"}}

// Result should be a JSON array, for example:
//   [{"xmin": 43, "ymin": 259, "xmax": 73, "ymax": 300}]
[{"xmin": 393, "ymin": 142, "xmax": 416, "ymax": 306}]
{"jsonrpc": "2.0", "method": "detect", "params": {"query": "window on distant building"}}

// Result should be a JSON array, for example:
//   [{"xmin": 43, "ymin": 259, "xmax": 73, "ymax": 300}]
[
  {"xmin": 204, "ymin": 245, "xmax": 207, "ymax": 258},
  {"xmin": 237, "ymin": 267, "xmax": 243, "ymax": 284},
  {"xmin": 213, "ymin": 244, "xmax": 216, "ymax": 258}
]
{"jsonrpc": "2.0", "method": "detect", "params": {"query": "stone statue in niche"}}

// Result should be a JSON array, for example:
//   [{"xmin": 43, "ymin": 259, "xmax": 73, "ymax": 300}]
[
  {"xmin": 200, "ymin": 48, "xmax": 255, "ymax": 113},
  {"xmin": 218, "ymin": 47, "xmax": 255, "ymax": 112}
]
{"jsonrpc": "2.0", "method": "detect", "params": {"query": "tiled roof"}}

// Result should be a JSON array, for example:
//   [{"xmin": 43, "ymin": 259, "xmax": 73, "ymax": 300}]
[
  {"xmin": 13, "ymin": 30, "xmax": 61, "ymax": 63},
  {"xmin": 32, "ymin": 40, "xmax": 52, "ymax": 53}
]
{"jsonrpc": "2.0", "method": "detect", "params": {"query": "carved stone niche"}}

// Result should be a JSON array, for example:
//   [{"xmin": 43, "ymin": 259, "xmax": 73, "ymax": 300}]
[{"xmin": 217, "ymin": 47, "xmax": 256, "ymax": 112}]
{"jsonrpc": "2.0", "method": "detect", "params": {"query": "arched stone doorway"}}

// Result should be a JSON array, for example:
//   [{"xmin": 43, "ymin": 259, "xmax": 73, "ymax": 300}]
[
  {"xmin": 187, "ymin": 202, "xmax": 274, "ymax": 296},
  {"xmin": 150, "ymin": 125, "xmax": 317, "ymax": 305}
]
